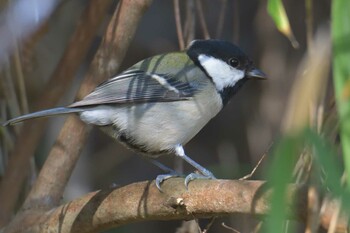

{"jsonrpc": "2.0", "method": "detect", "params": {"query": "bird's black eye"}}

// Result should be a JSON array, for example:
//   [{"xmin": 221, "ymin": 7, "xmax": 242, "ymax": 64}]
[{"xmin": 229, "ymin": 58, "xmax": 239, "ymax": 68}]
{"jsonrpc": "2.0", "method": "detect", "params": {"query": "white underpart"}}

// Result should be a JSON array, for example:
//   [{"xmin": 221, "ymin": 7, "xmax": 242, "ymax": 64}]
[
  {"xmin": 198, "ymin": 54, "xmax": 245, "ymax": 91},
  {"xmin": 80, "ymin": 107, "xmax": 117, "ymax": 125},
  {"xmin": 151, "ymin": 74, "xmax": 179, "ymax": 93},
  {"xmin": 79, "ymin": 84, "xmax": 223, "ymax": 154}
]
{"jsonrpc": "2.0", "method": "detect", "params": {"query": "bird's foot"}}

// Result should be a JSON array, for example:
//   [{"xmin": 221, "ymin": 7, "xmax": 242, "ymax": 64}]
[
  {"xmin": 155, "ymin": 168, "xmax": 216, "ymax": 191},
  {"xmin": 184, "ymin": 169, "xmax": 216, "ymax": 188},
  {"xmin": 155, "ymin": 172, "xmax": 181, "ymax": 191}
]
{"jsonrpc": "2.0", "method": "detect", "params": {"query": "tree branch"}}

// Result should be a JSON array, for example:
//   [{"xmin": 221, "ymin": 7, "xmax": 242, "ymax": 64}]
[
  {"xmin": 1, "ymin": 180, "xmax": 302, "ymax": 233},
  {"xmin": 2, "ymin": 179, "xmax": 348, "ymax": 233},
  {"xmin": 195, "ymin": 0, "xmax": 210, "ymax": 39},
  {"xmin": 2, "ymin": 179, "xmax": 346, "ymax": 233},
  {"xmin": 173, "ymin": 0, "xmax": 185, "ymax": 50}
]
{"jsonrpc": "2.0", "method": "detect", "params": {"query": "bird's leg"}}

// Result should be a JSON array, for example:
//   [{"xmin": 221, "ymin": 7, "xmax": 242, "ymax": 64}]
[
  {"xmin": 149, "ymin": 159, "xmax": 176, "ymax": 173},
  {"xmin": 151, "ymin": 159, "xmax": 182, "ymax": 191},
  {"xmin": 154, "ymin": 145, "xmax": 216, "ymax": 191},
  {"xmin": 174, "ymin": 145, "xmax": 216, "ymax": 188}
]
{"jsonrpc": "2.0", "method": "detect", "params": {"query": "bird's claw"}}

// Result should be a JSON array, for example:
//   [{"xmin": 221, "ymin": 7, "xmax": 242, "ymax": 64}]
[
  {"xmin": 184, "ymin": 171, "xmax": 216, "ymax": 189},
  {"xmin": 155, "ymin": 172, "xmax": 181, "ymax": 191},
  {"xmin": 155, "ymin": 169, "xmax": 216, "ymax": 191}
]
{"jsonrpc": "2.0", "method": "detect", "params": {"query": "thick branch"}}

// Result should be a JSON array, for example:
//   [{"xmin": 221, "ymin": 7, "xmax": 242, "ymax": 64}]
[
  {"xmin": 3, "ymin": 179, "xmax": 348, "ymax": 233},
  {"xmin": 3, "ymin": 180, "xmax": 305, "ymax": 233}
]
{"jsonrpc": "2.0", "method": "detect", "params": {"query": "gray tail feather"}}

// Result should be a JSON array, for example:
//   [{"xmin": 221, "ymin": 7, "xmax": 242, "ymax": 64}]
[{"xmin": 2, "ymin": 107, "xmax": 84, "ymax": 126}]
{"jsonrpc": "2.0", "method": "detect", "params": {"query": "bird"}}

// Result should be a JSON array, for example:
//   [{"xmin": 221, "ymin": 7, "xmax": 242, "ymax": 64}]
[{"xmin": 3, "ymin": 39, "xmax": 266, "ymax": 190}]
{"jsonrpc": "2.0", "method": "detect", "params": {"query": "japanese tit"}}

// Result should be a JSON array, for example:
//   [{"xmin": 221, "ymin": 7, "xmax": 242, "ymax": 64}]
[{"xmin": 3, "ymin": 39, "xmax": 266, "ymax": 189}]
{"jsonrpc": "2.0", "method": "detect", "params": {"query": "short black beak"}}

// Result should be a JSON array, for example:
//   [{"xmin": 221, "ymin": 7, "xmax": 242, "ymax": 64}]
[{"xmin": 246, "ymin": 68, "xmax": 267, "ymax": 79}]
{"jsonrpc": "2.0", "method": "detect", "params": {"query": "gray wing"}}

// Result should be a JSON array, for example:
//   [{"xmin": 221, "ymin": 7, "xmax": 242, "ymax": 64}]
[{"xmin": 69, "ymin": 69, "xmax": 197, "ymax": 107}]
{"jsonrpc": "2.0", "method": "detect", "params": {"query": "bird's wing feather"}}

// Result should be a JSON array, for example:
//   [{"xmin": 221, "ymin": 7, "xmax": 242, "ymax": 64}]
[{"xmin": 69, "ymin": 70, "xmax": 197, "ymax": 107}]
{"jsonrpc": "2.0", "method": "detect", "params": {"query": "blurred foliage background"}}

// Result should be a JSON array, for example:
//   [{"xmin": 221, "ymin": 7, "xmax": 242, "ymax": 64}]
[{"xmin": 2, "ymin": 0, "xmax": 348, "ymax": 232}]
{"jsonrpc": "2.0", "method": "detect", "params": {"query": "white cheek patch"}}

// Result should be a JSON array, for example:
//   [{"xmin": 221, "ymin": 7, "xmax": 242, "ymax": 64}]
[{"xmin": 198, "ymin": 54, "xmax": 245, "ymax": 91}]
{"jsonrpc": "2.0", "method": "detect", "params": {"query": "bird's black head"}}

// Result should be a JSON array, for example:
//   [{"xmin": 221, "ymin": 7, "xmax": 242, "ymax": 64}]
[{"xmin": 187, "ymin": 39, "xmax": 266, "ymax": 105}]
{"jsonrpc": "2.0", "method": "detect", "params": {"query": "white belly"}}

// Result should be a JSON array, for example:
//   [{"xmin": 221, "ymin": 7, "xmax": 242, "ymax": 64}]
[{"xmin": 80, "ymin": 87, "xmax": 223, "ymax": 153}]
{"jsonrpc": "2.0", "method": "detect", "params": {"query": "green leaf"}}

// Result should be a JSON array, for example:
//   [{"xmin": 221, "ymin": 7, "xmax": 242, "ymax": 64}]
[
  {"xmin": 265, "ymin": 129, "xmax": 350, "ymax": 231},
  {"xmin": 265, "ymin": 135, "xmax": 301, "ymax": 233},
  {"xmin": 332, "ymin": 0, "xmax": 350, "ymax": 189},
  {"xmin": 305, "ymin": 130, "xmax": 342, "ymax": 193},
  {"xmin": 267, "ymin": 0, "xmax": 299, "ymax": 48}
]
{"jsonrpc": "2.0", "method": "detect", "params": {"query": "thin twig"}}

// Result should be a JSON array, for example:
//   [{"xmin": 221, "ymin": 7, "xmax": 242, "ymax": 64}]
[
  {"xmin": 305, "ymin": 0, "xmax": 313, "ymax": 55},
  {"xmin": 202, "ymin": 217, "xmax": 216, "ymax": 233},
  {"xmin": 305, "ymin": 186, "xmax": 320, "ymax": 233},
  {"xmin": 215, "ymin": 0, "xmax": 227, "ymax": 38},
  {"xmin": 239, "ymin": 153, "xmax": 266, "ymax": 180},
  {"xmin": 194, "ymin": 218, "xmax": 201, "ymax": 233},
  {"xmin": 0, "ymin": 101, "xmax": 12, "ymax": 171},
  {"xmin": 2, "ymin": 57, "xmax": 21, "ymax": 135},
  {"xmin": 13, "ymin": 42, "xmax": 36, "ymax": 193},
  {"xmin": 240, "ymin": 141, "xmax": 273, "ymax": 180},
  {"xmin": 232, "ymin": 0, "xmax": 240, "ymax": 43},
  {"xmin": 222, "ymin": 222, "xmax": 240, "ymax": 233},
  {"xmin": 195, "ymin": 0, "xmax": 210, "ymax": 39},
  {"xmin": 173, "ymin": 0, "xmax": 185, "ymax": 50},
  {"xmin": 13, "ymin": 42, "xmax": 29, "ymax": 114},
  {"xmin": 183, "ymin": 0, "xmax": 195, "ymax": 46}
]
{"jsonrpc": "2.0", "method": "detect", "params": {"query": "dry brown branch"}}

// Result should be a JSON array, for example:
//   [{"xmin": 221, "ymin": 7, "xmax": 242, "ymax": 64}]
[
  {"xmin": 183, "ymin": 0, "xmax": 195, "ymax": 46},
  {"xmin": 173, "ymin": 0, "xmax": 185, "ymax": 50},
  {"xmin": 215, "ymin": 0, "xmax": 227, "ymax": 38},
  {"xmin": 222, "ymin": 222, "xmax": 241, "ymax": 233},
  {"xmin": 1, "ymin": 57, "xmax": 21, "ymax": 135},
  {"xmin": 305, "ymin": 0, "xmax": 313, "ymax": 54},
  {"xmin": 1, "ymin": 179, "xmax": 347, "ymax": 233},
  {"xmin": 13, "ymin": 43, "xmax": 28, "ymax": 114},
  {"xmin": 195, "ymin": 0, "xmax": 210, "ymax": 39},
  {"xmin": 21, "ymin": 0, "xmax": 153, "ymax": 212},
  {"xmin": 3, "ymin": 179, "xmax": 304, "ymax": 233},
  {"xmin": 232, "ymin": 0, "xmax": 239, "ymax": 43},
  {"xmin": 305, "ymin": 186, "xmax": 320, "ymax": 233},
  {"xmin": 239, "ymin": 153, "xmax": 266, "ymax": 180},
  {"xmin": 0, "ymin": 0, "xmax": 114, "ymax": 226}
]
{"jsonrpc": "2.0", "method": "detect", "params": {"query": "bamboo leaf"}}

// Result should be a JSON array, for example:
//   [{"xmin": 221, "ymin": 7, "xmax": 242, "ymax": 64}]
[
  {"xmin": 267, "ymin": 0, "xmax": 299, "ymax": 48},
  {"xmin": 265, "ymin": 135, "xmax": 301, "ymax": 233},
  {"xmin": 332, "ymin": 0, "xmax": 350, "ymax": 187}
]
